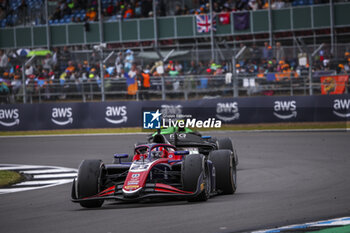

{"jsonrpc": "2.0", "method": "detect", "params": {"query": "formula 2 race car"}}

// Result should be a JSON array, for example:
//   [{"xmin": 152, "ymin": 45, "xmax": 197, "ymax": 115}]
[
  {"xmin": 142, "ymin": 127, "xmax": 238, "ymax": 165},
  {"xmin": 71, "ymin": 134, "xmax": 237, "ymax": 208}
]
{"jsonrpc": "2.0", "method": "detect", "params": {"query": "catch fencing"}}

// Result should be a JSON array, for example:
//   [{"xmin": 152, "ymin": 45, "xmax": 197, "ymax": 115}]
[{"xmin": 3, "ymin": 74, "xmax": 349, "ymax": 104}]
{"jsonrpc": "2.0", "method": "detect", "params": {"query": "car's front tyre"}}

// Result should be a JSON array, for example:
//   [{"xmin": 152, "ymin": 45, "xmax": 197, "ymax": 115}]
[
  {"xmin": 182, "ymin": 154, "xmax": 210, "ymax": 202},
  {"xmin": 209, "ymin": 150, "xmax": 237, "ymax": 194},
  {"xmin": 76, "ymin": 159, "xmax": 104, "ymax": 208}
]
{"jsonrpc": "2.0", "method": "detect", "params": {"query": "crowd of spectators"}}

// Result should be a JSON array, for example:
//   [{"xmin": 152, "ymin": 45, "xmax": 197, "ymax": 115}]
[
  {"xmin": 49, "ymin": 0, "xmax": 155, "ymax": 23},
  {"xmin": 0, "ymin": 0, "xmax": 335, "ymax": 27},
  {"xmin": 175, "ymin": 0, "xmax": 331, "ymax": 15},
  {"xmin": 0, "ymin": 42, "xmax": 349, "ymax": 103},
  {"xmin": 48, "ymin": 0, "xmax": 332, "ymax": 24}
]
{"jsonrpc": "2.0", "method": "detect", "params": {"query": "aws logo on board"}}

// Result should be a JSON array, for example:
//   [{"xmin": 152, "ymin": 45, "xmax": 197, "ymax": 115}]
[
  {"xmin": 273, "ymin": 101, "xmax": 297, "ymax": 119},
  {"xmin": 51, "ymin": 107, "xmax": 73, "ymax": 126},
  {"xmin": 333, "ymin": 99, "xmax": 350, "ymax": 118},
  {"xmin": 216, "ymin": 102, "xmax": 239, "ymax": 122},
  {"xmin": 0, "ymin": 109, "xmax": 20, "ymax": 127},
  {"xmin": 161, "ymin": 104, "xmax": 182, "ymax": 117},
  {"xmin": 105, "ymin": 106, "xmax": 127, "ymax": 124}
]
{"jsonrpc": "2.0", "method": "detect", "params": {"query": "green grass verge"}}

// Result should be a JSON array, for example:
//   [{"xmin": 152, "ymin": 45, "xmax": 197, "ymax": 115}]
[
  {"xmin": 0, "ymin": 122, "xmax": 348, "ymax": 136},
  {"xmin": 0, "ymin": 170, "xmax": 23, "ymax": 187}
]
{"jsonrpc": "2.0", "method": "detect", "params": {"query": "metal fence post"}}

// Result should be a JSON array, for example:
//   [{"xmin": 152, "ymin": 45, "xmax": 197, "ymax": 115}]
[
  {"xmin": 234, "ymin": 75, "xmax": 239, "ymax": 98},
  {"xmin": 330, "ymin": 0, "xmax": 334, "ymax": 55},
  {"xmin": 100, "ymin": 51, "xmax": 115, "ymax": 102},
  {"xmin": 209, "ymin": 0, "xmax": 215, "ymax": 61},
  {"xmin": 82, "ymin": 81, "xmax": 86, "ymax": 102},
  {"xmin": 310, "ymin": 43, "xmax": 325, "ymax": 96},
  {"xmin": 90, "ymin": 82, "xmax": 93, "ymax": 100},
  {"xmin": 38, "ymin": 86, "xmax": 41, "ymax": 103},
  {"xmin": 232, "ymin": 56, "xmax": 239, "ymax": 98},
  {"xmin": 184, "ymin": 77, "xmax": 188, "ymax": 101},
  {"xmin": 161, "ymin": 76, "xmax": 166, "ymax": 100},
  {"xmin": 232, "ymin": 46, "xmax": 246, "ymax": 98},
  {"xmin": 100, "ymin": 58, "xmax": 105, "ymax": 101},
  {"xmin": 153, "ymin": 0, "xmax": 158, "ymax": 49},
  {"xmin": 268, "ymin": 0, "xmax": 273, "ymax": 46},
  {"xmin": 98, "ymin": 0, "xmax": 104, "ymax": 44},
  {"xmin": 45, "ymin": 0, "xmax": 50, "ymax": 49},
  {"xmin": 232, "ymin": 56, "xmax": 236, "ymax": 98},
  {"xmin": 308, "ymin": 55, "xmax": 313, "ymax": 96},
  {"xmin": 21, "ymin": 64, "xmax": 27, "ymax": 104}
]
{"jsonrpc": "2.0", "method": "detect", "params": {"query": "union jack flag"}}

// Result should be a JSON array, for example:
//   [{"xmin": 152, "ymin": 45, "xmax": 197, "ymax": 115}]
[{"xmin": 196, "ymin": 14, "xmax": 216, "ymax": 33}]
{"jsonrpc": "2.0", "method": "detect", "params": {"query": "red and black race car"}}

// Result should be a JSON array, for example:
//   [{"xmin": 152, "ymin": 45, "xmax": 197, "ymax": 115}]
[{"xmin": 71, "ymin": 134, "xmax": 237, "ymax": 208}]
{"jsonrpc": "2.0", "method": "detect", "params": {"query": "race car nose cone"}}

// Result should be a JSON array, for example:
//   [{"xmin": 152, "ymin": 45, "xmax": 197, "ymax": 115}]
[{"xmin": 122, "ymin": 187, "xmax": 142, "ymax": 197}]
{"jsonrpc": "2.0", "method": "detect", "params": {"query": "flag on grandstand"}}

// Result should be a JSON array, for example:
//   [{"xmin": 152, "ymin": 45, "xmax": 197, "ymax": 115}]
[
  {"xmin": 196, "ymin": 14, "xmax": 216, "ymax": 33},
  {"xmin": 219, "ymin": 12, "xmax": 230, "ymax": 25},
  {"xmin": 234, "ymin": 12, "xmax": 250, "ymax": 30},
  {"xmin": 321, "ymin": 75, "xmax": 349, "ymax": 95},
  {"xmin": 266, "ymin": 73, "xmax": 276, "ymax": 81},
  {"xmin": 16, "ymin": 49, "xmax": 30, "ymax": 57}
]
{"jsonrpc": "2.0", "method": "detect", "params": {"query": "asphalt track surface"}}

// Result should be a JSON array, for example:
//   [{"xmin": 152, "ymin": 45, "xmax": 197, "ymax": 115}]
[{"xmin": 1, "ymin": 131, "xmax": 350, "ymax": 233}]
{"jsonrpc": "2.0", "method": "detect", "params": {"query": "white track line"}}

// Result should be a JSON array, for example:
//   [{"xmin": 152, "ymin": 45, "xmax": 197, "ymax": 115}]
[
  {"xmin": 0, "ymin": 180, "xmax": 75, "ymax": 194},
  {"xmin": 14, "ymin": 179, "xmax": 74, "ymax": 186},
  {"xmin": 252, "ymin": 216, "xmax": 350, "ymax": 233},
  {"xmin": 308, "ymin": 219, "xmax": 350, "ymax": 227},
  {"xmin": 0, "ymin": 165, "xmax": 52, "ymax": 170},
  {"xmin": 33, "ymin": 173, "xmax": 77, "ymax": 179},
  {"xmin": 22, "ymin": 169, "xmax": 76, "ymax": 174},
  {"xmin": 0, "ymin": 164, "xmax": 77, "ymax": 194}
]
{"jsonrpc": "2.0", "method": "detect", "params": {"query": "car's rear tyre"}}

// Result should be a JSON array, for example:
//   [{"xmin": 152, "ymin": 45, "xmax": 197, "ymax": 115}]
[
  {"xmin": 217, "ymin": 137, "xmax": 238, "ymax": 165},
  {"xmin": 182, "ymin": 154, "xmax": 210, "ymax": 202},
  {"xmin": 207, "ymin": 136, "xmax": 218, "ymax": 144},
  {"xmin": 209, "ymin": 150, "xmax": 237, "ymax": 194},
  {"xmin": 217, "ymin": 137, "xmax": 233, "ymax": 151},
  {"xmin": 76, "ymin": 159, "xmax": 104, "ymax": 208}
]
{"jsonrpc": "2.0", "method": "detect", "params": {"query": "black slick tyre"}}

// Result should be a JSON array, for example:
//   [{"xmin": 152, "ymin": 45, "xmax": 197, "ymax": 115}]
[
  {"xmin": 217, "ymin": 137, "xmax": 238, "ymax": 165},
  {"xmin": 209, "ymin": 150, "xmax": 237, "ymax": 194},
  {"xmin": 217, "ymin": 137, "xmax": 233, "ymax": 151},
  {"xmin": 76, "ymin": 159, "xmax": 104, "ymax": 208},
  {"xmin": 182, "ymin": 154, "xmax": 210, "ymax": 202}
]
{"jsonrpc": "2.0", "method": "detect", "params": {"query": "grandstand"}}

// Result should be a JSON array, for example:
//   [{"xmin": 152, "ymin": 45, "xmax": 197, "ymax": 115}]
[{"xmin": 0, "ymin": 0, "xmax": 349, "ymax": 103}]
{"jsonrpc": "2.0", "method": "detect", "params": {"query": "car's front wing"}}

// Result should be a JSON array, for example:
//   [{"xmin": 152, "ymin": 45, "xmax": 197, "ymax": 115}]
[{"xmin": 72, "ymin": 173, "xmax": 205, "ymax": 202}]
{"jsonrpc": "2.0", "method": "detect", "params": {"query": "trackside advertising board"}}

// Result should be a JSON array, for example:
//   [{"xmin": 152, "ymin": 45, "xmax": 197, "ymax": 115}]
[{"xmin": 0, "ymin": 94, "xmax": 349, "ymax": 131}]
